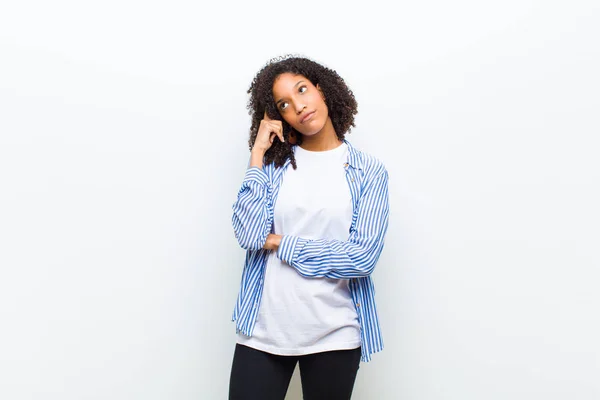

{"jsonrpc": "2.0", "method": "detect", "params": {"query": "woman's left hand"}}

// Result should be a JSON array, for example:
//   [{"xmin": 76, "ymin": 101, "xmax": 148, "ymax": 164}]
[{"xmin": 263, "ymin": 234, "xmax": 282, "ymax": 250}]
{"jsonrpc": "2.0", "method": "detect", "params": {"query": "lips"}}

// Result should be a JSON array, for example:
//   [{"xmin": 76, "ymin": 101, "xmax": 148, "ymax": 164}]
[{"xmin": 300, "ymin": 111, "xmax": 316, "ymax": 123}]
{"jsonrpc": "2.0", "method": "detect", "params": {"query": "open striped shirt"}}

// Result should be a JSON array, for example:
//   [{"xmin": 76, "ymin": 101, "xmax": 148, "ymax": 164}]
[{"xmin": 231, "ymin": 139, "xmax": 390, "ymax": 362}]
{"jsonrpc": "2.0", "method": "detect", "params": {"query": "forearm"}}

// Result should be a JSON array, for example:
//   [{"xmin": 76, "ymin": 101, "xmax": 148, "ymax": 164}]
[
  {"xmin": 249, "ymin": 149, "xmax": 266, "ymax": 169},
  {"xmin": 277, "ymin": 235, "xmax": 386, "ymax": 279}
]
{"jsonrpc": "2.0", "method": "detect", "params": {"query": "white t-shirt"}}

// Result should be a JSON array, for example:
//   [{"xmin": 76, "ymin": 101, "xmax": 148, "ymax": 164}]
[{"xmin": 237, "ymin": 142, "xmax": 361, "ymax": 355}]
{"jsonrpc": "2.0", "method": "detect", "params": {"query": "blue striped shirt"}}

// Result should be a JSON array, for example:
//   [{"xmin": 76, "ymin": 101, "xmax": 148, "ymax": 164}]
[{"xmin": 231, "ymin": 139, "xmax": 390, "ymax": 362}]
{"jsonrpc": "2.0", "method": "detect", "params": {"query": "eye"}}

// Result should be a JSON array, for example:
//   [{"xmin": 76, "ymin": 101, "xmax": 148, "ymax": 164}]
[{"xmin": 278, "ymin": 86, "xmax": 307, "ymax": 111}]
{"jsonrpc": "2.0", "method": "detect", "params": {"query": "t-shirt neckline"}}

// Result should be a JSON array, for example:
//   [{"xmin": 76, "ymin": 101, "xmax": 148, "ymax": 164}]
[{"xmin": 294, "ymin": 142, "xmax": 347, "ymax": 156}]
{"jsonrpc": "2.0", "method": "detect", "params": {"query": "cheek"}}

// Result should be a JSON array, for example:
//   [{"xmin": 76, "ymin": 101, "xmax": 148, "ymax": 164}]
[
  {"xmin": 280, "ymin": 113, "xmax": 297, "ymax": 128},
  {"xmin": 314, "ymin": 94, "xmax": 327, "ymax": 111}
]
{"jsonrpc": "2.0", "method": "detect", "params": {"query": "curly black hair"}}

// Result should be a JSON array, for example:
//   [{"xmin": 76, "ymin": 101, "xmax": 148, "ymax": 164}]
[{"xmin": 246, "ymin": 55, "xmax": 358, "ymax": 169}]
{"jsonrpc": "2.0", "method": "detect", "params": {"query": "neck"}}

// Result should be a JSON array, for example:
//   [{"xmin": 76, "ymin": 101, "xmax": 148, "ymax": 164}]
[{"xmin": 299, "ymin": 117, "xmax": 342, "ymax": 151}]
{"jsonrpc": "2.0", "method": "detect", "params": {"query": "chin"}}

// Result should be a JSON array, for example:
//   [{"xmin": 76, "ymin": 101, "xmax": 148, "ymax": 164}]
[{"xmin": 297, "ymin": 120, "xmax": 326, "ymax": 136}]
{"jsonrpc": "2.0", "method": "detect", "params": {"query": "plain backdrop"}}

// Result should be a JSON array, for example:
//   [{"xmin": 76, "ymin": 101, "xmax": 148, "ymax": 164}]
[{"xmin": 1, "ymin": 1, "xmax": 599, "ymax": 399}]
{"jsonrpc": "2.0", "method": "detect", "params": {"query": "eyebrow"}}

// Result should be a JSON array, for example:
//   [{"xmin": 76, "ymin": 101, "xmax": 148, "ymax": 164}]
[{"xmin": 275, "ymin": 80, "xmax": 306, "ymax": 105}]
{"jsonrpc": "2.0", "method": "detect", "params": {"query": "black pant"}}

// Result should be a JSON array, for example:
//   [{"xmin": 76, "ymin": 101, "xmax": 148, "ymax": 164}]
[{"xmin": 229, "ymin": 343, "xmax": 362, "ymax": 400}]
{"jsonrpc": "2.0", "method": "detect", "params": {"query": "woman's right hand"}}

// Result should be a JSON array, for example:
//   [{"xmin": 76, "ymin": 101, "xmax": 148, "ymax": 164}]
[{"xmin": 252, "ymin": 111, "xmax": 284, "ymax": 154}]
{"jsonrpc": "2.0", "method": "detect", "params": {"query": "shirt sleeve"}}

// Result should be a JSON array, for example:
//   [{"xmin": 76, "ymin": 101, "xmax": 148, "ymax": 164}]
[
  {"xmin": 231, "ymin": 166, "xmax": 273, "ymax": 250},
  {"xmin": 276, "ymin": 168, "xmax": 390, "ymax": 279}
]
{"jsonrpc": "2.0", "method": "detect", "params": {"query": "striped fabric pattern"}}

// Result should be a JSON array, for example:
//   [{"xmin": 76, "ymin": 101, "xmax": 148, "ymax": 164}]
[{"xmin": 231, "ymin": 140, "xmax": 390, "ymax": 362}]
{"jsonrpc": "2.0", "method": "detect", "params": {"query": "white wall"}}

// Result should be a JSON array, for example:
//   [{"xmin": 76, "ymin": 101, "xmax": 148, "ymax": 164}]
[{"xmin": 1, "ymin": 1, "xmax": 598, "ymax": 399}]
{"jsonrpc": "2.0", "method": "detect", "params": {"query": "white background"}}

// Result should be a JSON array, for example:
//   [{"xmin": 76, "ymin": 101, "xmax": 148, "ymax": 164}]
[{"xmin": 1, "ymin": 1, "xmax": 599, "ymax": 399}]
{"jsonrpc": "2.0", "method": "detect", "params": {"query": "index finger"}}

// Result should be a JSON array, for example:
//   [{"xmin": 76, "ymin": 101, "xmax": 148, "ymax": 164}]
[{"xmin": 263, "ymin": 110, "xmax": 271, "ymax": 121}]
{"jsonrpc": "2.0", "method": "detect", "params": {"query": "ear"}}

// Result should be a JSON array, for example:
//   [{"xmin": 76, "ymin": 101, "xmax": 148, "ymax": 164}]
[{"xmin": 288, "ymin": 130, "xmax": 298, "ymax": 145}]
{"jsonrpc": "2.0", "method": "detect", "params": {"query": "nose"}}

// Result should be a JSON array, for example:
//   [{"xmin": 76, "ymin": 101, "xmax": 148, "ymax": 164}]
[{"xmin": 295, "ymin": 102, "xmax": 306, "ymax": 114}]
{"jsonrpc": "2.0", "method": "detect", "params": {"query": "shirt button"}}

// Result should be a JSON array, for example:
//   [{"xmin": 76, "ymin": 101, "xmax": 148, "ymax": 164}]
[
  {"xmin": 351, "ymin": 178, "xmax": 355, "ymax": 182},
  {"xmin": 356, "ymin": 303, "xmax": 360, "ymax": 307},
  {"xmin": 343, "ymin": 163, "xmax": 349, "ymax": 167}
]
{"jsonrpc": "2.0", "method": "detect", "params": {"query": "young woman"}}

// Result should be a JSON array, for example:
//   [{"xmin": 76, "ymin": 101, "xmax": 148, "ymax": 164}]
[{"xmin": 229, "ymin": 55, "xmax": 390, "ymax": 400}]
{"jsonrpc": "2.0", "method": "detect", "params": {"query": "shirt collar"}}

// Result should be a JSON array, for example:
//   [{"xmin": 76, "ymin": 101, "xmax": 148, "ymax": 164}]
[{"xmin": 343, "ymin": 139, "xmax": 363, "ymax": 170}]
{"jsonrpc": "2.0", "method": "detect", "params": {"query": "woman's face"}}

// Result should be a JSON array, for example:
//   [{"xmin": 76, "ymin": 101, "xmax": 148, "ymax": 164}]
[{"xmin": 272, "ymin": 72, "xmax": 328, "ymax": 137}]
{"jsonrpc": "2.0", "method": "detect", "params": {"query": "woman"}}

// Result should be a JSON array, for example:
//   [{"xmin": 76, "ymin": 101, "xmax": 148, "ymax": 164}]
[{"xmin": 229, "ymin": 55, "xmax": 390, "ymax": 400}]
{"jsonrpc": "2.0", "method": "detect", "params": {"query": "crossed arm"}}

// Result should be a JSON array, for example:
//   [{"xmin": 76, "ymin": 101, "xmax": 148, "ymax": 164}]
[{"xmin": 232, "ymin": 166, "xmax": 389, "ymax": 279}]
